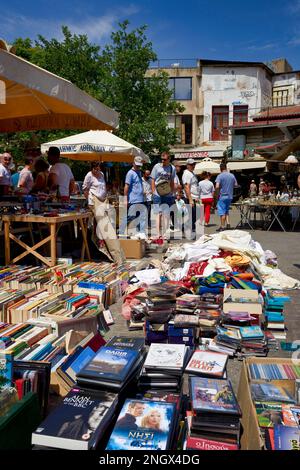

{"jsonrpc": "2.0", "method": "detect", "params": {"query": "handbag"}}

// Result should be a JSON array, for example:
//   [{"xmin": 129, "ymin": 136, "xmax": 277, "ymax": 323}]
[
  {"xmin": 155, "ymin": 164, "xmax": 172, "ymax": 196},
  {"xmin": 155, "ymin": 179, "xmax": 172, "ymax": 196}
]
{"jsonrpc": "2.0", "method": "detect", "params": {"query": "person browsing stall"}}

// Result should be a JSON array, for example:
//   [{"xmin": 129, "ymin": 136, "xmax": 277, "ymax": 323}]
[
  {"xmin": 31, "ymin": 159, "xmax": 50, "ymax": 194},
  {"xmin": 17, "ymin": 157, "xmax": 34, "ymax": 194},
  {"xmin": 48, "ymin": 146, "xmax": 76, "ymax": 201},
  {"xmin": 119, "ymin": 156, "xmax": 147, "ymax": 236},
  {"xmin": 82, "ymin": 161, "xmax": 107, "ymax": 205},
  {"xmin": 198, "ymin": 172, "xmax": 215, "ymax": 226},
  {"xmin": 151, "ymin": 151, "xmax": 176, "ymax": 240},
  {"xmin": 0, "ymin": 153, "xmax": 12, "ymax": 196},
  {"xmin": 215, "ymin": 163, "xmax": 238, "ymax": 231},
  {"xmin": 182, "ymin": 158, "xmax": 199, "ymax": 233}
]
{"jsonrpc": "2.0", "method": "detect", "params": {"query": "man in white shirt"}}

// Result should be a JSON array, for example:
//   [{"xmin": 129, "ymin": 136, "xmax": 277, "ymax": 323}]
[
  {"xmin": 182, "ymin": 158, "xmax": 199, "ymax": 233},
  {"xmin": 48, "ymin": 146, "xmax": 76, "ymax": 201},
  {"xmin": 0, "ymin": 153, "xmax": 12, "ymax": 196}
]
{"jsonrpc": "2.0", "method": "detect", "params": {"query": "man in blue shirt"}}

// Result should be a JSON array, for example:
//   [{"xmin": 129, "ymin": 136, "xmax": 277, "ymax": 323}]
[
  {"xmin": 215, "ymin": 163, "xmax": 238, "ymax": 231},
  {"xmin": 151, "ymin": 151, "xmax": 176, "ymax": 239},
  {"xmin": 119, "ymin": 156, "xmax": 147, "ymax": 236}
]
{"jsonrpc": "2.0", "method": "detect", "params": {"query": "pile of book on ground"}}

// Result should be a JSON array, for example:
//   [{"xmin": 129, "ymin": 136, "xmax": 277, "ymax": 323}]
[
  {"xmin": 185, "ymin": 377, "xmax": 241, "ymax": 450},
  {"xmin": 247, "ymin": 359, "xmax": 300, "ymax": 450},
  {"xmin": 31, "ymin": 337, "xmax": 146, "ymax": 450},
  {"xmin": 263, "ymin": 291, "xmax": 290, "ymax": 342},
  {"xmin": 138, "ymin": 342, "xmax": 188, "ymax": 390}
]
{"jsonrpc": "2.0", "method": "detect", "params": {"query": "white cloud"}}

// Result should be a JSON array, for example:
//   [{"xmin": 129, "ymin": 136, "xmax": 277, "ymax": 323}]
[
  {"xmin": 288, "ymin": 0, "xmax": 300, "ymax": 13},
  {"xmin": 247, "ymin": 43, "xmax": 277, "ymax": 51},
  {"xmin": 288, "ymin": 37, "xmax": 300, "ymax": 46},
  {"xmin": 1, "ymin": 4, "xmax": 140, "ymax": 43}
]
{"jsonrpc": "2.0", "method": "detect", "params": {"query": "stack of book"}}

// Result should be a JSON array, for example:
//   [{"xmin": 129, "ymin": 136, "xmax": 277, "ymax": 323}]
[
  {"xmin": 264, "ymin": 291, "xmax": 290, "ymax": 341},
  {"xmin": 51, "ymin": 332, "xmax": 106, "ymax": 395},
  {"xmin": 32, "ymin": 387, "xmax": 119, "ymax": 450},
  {"xmin": 215, "ymin": 325, "xmax": 268, "ymax": 358},
  {"xmin": 139, "ymin": 343, "xmax": 188, "ymax": 390},
  {"xmin": 239, "ymin": 326, "xmax": 268, "ymax": 357},
  {"xmin": 251, "ymin": 382, "xmax": 298, "ymax": 430},
  {"xmin": 76, "ymin": 336, "xmax": 146, "ymax": 392},
  {"xmin": 185, "ymin": 350, "xmax": 228, "ymax": 379},
  {"xmin": 222, "ymin": 288, "xmax": 263, "ymax": 327},
  {"xmin": 215, "ymin": 326, "xmax": 241, "ymax": 355},
  {"xmin": 106, "ymin": 397, "xmax": 178, "ymax": 450},
  {"xmin": 167, "ymin": 322, "xmax": 196, "ymax": 348},
  {"xmin": 248, "ymin": 362, "xmax": 300, "ymax": 381},
  {"xmin": 176, "ymin": 294, "xmax": 202, "ymax": 315},
  {"xmin": 184, "ymin": 377, "xmax": 241, "ymax": 450},
  {"xmin": 143, "ymin": 283, "xmax": 186, "ymax": 344}
]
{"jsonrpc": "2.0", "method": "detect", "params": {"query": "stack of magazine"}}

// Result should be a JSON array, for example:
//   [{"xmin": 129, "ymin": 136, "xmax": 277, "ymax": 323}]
[
  {"xmin": 31, "ymin": 387, "xmax": 118, "ymax": 450},
  {"xmin": 76, "ymin": 336, "xmax": 146, "ymax": 391},
  {"xmin": 184, "ymin": 377, "xmax": 242, "ymax": 450},
  {"xmin": 139, "ymin": 343, "xmax": 189, "ymax": 390},
  {"xmin": 106, "ymin": 397, "xmax": 177, "ymax": 450}
]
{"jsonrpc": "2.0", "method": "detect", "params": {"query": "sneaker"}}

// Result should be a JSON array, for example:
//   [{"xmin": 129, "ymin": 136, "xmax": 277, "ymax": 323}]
[
  {"xmin": 216, "ymin": 227, "xmax": 224, "ymax": 232},
  {"xmin": 226, "ymin": 224, "xmax": 231, "ymax": 230}
]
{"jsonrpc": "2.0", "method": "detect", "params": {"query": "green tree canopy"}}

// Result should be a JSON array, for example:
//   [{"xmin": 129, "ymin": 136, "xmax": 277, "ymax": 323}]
[{"xmin": 3, "ymin": 22, "xmax": 183, "ymax": 170}]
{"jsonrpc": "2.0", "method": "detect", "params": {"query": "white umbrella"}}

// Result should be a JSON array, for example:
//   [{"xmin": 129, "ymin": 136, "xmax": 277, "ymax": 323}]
[
  {"xmin": 41, "ymin": 130, "xmax": 150, "ymax": 163},
  {"xmin": 194, "ymin": 158, "xmax": 220, "ymax": 175},
  {"xmin": 284, "ymin": 154, "xmax": 298, "ymax": 164}
]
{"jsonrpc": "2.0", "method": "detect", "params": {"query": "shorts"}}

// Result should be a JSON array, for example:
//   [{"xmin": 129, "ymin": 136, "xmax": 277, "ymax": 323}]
[
  {"xmin": 217, "ymin": 197, "xmax": 232, "ymax": 216},
  {"xmin": 152, "ymin": 194, "xmax": 175, "ymax": 215}
]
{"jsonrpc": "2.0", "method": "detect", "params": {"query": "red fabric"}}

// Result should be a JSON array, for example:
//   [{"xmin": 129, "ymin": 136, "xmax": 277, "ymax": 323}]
[{"xmin": 202, "ymin": 198, "xmax": 214, "ymax": 224}]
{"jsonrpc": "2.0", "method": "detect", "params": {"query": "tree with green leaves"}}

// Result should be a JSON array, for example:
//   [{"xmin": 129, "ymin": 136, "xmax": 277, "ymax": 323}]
[
  {"xmin": 98, "ymin": 21, "xmax": 184, "ymax": 155},
  {"xmin": 2, "ymin": 22, "xmax": 183, "ymax": 170}
]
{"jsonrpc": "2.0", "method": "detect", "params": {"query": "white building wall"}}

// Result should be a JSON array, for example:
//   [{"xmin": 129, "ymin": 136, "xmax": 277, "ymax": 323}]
[
  {"xmin": 201, "ymin": 66, "xmax": 272, "ymax": 144},
  {"xmin": 272, "ymin": 72, "xmax": 300, "ymax": 105}
]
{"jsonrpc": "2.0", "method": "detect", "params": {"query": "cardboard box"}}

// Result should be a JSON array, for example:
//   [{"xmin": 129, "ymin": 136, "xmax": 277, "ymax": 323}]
[
  {"xmin": 237, "ymin": 357, "xmax": 300, "ymax": 450},
  {"xmin": 119, "ymin": 239, "xmax": 145, "ymax": 259}
]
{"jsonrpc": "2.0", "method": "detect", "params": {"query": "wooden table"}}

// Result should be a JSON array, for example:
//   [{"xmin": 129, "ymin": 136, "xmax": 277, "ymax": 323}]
[{"xmin": 2, "ymin": 211, "xmax": 92, "ymax": 267}]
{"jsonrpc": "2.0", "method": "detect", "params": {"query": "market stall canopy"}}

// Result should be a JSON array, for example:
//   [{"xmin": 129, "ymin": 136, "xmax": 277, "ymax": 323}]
[
  {"xmin": 41, "ymin": 130, "xmax": 150, "ymax": 163},
  {"xmin": 194, "ymin": 158, "xmax": 220, "ymax": 175},
  {"xmin": 0, "ymin": 46, "xmax": 118, "ymax": 133},
  {"xmin": 227, "ymin": 160, "xmax": 267, "ymax": 171}
]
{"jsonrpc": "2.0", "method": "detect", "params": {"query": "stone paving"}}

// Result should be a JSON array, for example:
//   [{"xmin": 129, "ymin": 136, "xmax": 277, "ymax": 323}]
[{"xmin": 108, "ymin": 207, "xmax": 300, "ymax": 392}]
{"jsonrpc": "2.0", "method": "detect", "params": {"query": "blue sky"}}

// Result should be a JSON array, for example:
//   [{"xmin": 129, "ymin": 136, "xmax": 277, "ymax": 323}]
[{"xmin": 2, "ymin": 0, "xmax": 300, "ymax": 69}]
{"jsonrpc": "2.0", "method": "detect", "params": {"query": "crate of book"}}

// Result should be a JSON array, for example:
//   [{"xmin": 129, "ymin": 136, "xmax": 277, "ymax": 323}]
[{"xmin": 237, "ymin": 357, "xmax": 300, "ymax": 450}]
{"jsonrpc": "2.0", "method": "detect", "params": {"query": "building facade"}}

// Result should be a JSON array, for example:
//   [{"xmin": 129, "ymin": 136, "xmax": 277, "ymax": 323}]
[{"xmin": 148, "ymin": 57, "xmax": 299, "ymax": 166}]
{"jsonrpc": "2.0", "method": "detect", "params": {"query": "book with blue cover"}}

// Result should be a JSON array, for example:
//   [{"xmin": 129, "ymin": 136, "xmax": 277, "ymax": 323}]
[
  {"xmin": 32, "ymin": 387, "xmax": 118, "ymax": 450},
  {"xmin": 105, "ymin": 336, "xmax": 145, "ymax": 352},
  {"xmin": 0, "ymin": 351, "xmax": 13, "ymax": 388},
  {"xmin": 106, "ymin": 399, "xmax": 176, "ymax": 450},
  {"xmin": 239, "ymin": 326, "xmax": 264, "ymax": 339},
  {"xmin": 76, "ymin": 346, "xmax": 140, "ymax": 384},
  {"xmin": 251, "ymin": 383, "xmax": 296, "ymax": 404},
  {"xmin": 189, "ymin": 376, "xmax": 241, "ymax": 415},
  {"xmin": 274, "ymin": 425, "xmax": 300, "ymax": 450}
]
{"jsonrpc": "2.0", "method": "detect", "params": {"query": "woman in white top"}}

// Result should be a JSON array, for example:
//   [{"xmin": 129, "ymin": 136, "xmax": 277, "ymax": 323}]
[
  {"xmin": 82, "ymin": 162, "xmax": 125, "ymax": 265},
  {"xmin": 198, "ymin": 172, "xmax": 215, "ymax": 226},
  {"xmin": 82, "ymin": 161, "xmax": 107, "ymax": 205}
]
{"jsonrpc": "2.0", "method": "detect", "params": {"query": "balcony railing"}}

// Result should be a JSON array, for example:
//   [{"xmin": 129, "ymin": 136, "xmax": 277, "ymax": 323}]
[{"xmin": 149, "ymin": 59, "xmax": 199, "ymax": 69}]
